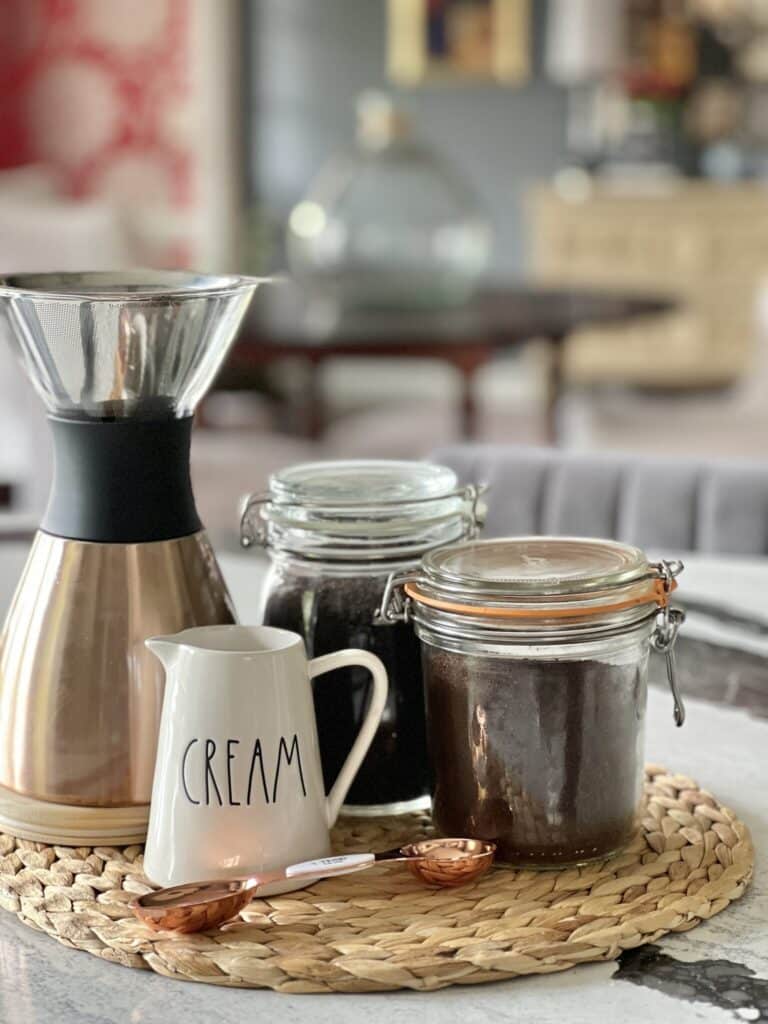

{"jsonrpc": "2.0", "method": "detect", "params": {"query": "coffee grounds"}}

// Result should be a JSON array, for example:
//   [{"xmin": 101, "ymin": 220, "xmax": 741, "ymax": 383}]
[
  {"xmin": 263, "ymin": 571, "xmax": 429, "ymax": 807},
  {"xmin": 422, "ymin": 645, "xmax": 647, "ymax": 865}
]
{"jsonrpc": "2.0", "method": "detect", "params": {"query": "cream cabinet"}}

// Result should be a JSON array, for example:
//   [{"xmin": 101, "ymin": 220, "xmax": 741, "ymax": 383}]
[{"xmin": 528, "ymin": 183, "xmax": 768, "ymax": 387}]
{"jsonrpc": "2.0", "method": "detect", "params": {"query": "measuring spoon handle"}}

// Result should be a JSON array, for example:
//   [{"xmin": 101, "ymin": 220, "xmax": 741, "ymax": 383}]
[{"xmin": 283, "ymin": 852, "xmax": 377, "ymax": 882}]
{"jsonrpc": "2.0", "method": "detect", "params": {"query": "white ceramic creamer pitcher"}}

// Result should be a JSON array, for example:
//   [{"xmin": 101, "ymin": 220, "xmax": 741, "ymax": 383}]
[{"xmin": 143, "ymin": 625, "xmax": 387, "ymax": 892}]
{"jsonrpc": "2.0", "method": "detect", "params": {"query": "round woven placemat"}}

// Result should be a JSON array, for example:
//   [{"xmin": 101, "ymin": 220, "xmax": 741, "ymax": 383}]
[{"xmin": 0, "ymin": 766, "xmax": 753, "ymax": 994}]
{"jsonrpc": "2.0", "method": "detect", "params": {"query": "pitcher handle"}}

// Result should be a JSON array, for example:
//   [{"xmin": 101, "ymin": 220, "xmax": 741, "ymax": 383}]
[{"xmin": 308, "ymin": 649, "xmax": 388, "ymax": 827}]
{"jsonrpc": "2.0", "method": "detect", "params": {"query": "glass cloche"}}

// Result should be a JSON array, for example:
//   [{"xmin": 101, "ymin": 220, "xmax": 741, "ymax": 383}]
[{"xmin": 287, "ymin": 92, "xmax": 491, "ymax": 311}]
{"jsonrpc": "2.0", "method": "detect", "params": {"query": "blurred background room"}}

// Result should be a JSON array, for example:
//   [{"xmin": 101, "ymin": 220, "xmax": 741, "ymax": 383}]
[{"xmin": 3, "ymin": 0, "xmax": 768, "ymax": 544}]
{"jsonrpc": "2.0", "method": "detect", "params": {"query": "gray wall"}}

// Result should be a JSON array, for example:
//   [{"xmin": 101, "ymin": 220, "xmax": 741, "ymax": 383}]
[{"xmin": 247, "ymin": 0, "xmax": 567, "ymax": 276}]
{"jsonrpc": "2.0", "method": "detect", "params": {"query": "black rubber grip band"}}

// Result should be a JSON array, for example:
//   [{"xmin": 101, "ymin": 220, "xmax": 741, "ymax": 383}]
[{"xmin": 42, "ymin": 415, "xmax": 202, "ymax": 543}]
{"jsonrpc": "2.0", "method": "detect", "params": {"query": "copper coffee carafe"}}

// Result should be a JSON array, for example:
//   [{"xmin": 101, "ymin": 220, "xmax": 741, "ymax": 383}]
[{"xmin": 0, "ymin": 271, "xmax": 262, "ymax": 843}]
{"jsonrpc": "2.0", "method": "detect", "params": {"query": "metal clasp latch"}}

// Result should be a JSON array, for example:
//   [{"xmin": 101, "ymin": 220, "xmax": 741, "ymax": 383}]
[
  {"xmin": 461, "ymin": 482, "xmax": 488, "ymax": 539},
  {"xmin": 239, "ymin": 492, "xmax": 270, "ymax": 548},
  {"xmin": 649, "ymin": 559, "xmax": 686, "ymax": 727},
  {"xmin": 374, "ymin": 571, "xmax": 420, "ymax": 626}
]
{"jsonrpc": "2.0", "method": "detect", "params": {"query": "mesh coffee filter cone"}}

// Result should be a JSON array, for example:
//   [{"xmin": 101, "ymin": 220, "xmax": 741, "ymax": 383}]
[{"xmin": 0, "ymin": 271, "xmax": 263, "ymax": 420}]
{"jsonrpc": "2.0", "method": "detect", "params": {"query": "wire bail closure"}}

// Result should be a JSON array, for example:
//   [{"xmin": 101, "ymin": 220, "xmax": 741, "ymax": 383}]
[
  {"xmin": 649, "ymin": 559, "xmax": 686, "ymax": 727},
  {"xmin": 239, "ymin": 492, "xmax": 270, "ymax": 548},
  {"xmin": 462, "ymin": 483, "xmax": 486, "ymax": 537},
  {"xmin": 374, "ymin": 570, "xmax": 419, "ymax": 625}
]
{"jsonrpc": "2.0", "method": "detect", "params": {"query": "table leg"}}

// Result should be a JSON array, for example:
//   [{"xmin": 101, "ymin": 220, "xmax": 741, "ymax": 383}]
[
  {"xmin": 545, "ymin": 335, "xmax": 566, "ymax": 446},
  {"xmin": 460, "ymin": 371, "xmax": 477, "ymax": 440},
  {"xmin": 453, "ymin": 349, "xmax": 492, "ymax": 440},
  {"xmin": 305, "ymin": 354, "xmax": 325, "ymax": 440}
]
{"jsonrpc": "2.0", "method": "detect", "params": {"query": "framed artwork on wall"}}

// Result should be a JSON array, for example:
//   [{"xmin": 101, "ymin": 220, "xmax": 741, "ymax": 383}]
[{"xmin": 387, "ymin": 0, "xmax": 530, "ymax": 86}]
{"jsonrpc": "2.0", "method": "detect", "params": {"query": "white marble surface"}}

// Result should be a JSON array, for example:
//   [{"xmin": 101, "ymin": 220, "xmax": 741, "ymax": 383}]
[{"xmin": 0, "ymin": 545, "xmax": 763, "ymax": 1023}]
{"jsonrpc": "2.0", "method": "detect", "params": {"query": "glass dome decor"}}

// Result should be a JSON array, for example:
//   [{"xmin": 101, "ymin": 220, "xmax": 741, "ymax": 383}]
[{"xmin": 287, "ymin": 92, "xmax": 491, "ymax": 311}]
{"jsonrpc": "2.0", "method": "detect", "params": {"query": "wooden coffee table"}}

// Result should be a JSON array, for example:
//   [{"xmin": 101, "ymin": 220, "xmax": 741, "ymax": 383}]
[{"xmin": 222, "ymin": 281, "xmax": 675, "ymax": 443}]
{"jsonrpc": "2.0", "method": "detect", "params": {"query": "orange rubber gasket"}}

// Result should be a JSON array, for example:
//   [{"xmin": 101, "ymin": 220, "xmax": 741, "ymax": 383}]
[{"xmin": 404, "ymin": 578, "xmax": 676, "ymax": 620}]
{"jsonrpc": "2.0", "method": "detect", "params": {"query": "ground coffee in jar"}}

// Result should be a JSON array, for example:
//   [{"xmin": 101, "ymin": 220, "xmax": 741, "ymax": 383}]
[
  {"xmin": 378, "ymin": 537, "xmax": 685, "ymax": 865},
  {"xmin": 241, "ymin": 460, "xmax": 483, "ymax": 814}
]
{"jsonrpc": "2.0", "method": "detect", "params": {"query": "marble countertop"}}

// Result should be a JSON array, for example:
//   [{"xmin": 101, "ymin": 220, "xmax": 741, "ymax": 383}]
[{"xmin": 0, "ymin": 547, "xmax": 764, "ymax": 1023}]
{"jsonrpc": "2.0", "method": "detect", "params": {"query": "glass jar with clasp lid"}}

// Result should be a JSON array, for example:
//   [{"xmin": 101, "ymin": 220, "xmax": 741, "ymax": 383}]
[
  {"xmin": 240, "ymin": 460, "xmax": 484, "ymax": 815},
  {"xmin": 377, "ymin": 537, "xmax": 685, "ymax": 865}
]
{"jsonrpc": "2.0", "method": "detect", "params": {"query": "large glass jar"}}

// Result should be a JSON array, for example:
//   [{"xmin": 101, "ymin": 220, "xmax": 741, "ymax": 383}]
[
  {"xmin": 240, "ymin": 460, "xmax": 483, "ymax": 814},
  {"xmin": 378, "ymin": 537, "xmax": 685, "ymax": 865}
]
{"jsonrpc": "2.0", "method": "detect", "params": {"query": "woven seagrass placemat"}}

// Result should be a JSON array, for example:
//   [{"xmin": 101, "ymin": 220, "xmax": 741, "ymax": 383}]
[{"xmin": 0, "ymin": 766, "xmax": 754, "ymax": 994}]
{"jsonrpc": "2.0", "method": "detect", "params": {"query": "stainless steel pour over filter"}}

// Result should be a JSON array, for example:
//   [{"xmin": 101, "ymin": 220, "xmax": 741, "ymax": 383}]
[{"xmin": 0, "ymin": 271, "xmax": 263, "ymax": 841}]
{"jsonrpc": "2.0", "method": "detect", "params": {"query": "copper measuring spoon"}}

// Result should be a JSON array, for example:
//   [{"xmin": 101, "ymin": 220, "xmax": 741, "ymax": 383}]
[{"xmin": 132, "ymin": 837, "xmax": 496, "ymax": 934}]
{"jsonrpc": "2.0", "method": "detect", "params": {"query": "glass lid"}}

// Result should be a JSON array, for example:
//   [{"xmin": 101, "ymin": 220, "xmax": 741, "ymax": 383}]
[
  {"xmin": 270, "ymin": 460, "xmax": 459, "ymax": 506},
  {"xmin": 0, "ymin": 270, "xmax": 264, "ymax": 420},
  {"xmin": 373, "ymin": 536, "xmax": 683, "ymax": 644},
  {"xmin": 422, "ymin": 536, "xmax": 650, "ymax": 596},
  {"xmin": 396, "ymin": 535, "xmax": 678, "ymax": 624},
  {"xmin": 243, "ymin": 459, "xmax": 483, "ymax": 560}
]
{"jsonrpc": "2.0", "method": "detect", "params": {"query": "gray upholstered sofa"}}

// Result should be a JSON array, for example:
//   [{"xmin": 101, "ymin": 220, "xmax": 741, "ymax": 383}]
[{"xmin": 432, "ymin": 445, "xmax": 768, "ymax": 556}]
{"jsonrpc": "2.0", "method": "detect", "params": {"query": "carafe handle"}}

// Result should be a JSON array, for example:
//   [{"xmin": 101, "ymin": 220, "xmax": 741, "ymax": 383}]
[{"xmin": 308, "ymin": 650, "xmax": 388, "ymax": 827}]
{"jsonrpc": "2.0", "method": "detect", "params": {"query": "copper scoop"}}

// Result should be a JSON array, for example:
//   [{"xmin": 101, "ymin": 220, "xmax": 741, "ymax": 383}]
[{"xmin": 132, "ymin": 837, "xmax": 496, "ymax": 934}]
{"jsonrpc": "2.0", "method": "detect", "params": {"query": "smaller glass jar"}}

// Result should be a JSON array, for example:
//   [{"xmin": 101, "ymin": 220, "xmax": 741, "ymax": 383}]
[
  {"xmin": 240, "ymin": 460, "xmax": 484, "ymax": 815},
  {"xmin": 378, "ymin": 537, "xmax": 685, "ymax": 866}
]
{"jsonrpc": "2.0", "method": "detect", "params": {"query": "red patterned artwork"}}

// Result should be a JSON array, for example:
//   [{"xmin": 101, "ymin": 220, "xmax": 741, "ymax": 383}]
[{"xmin": 0, "ymin": 0, "xmax": 196, "ymax": 265}]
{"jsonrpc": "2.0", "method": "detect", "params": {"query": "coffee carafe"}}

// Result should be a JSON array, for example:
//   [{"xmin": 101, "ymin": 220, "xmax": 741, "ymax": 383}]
[{"xmin": 0, "ymin": 271, "xmax": 262, "ymax": 844}]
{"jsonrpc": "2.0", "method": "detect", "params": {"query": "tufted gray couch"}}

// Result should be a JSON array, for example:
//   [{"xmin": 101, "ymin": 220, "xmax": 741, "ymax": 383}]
[{"xmin": 431, "ymin": 445, "xmax": 768, "ymax": 556}]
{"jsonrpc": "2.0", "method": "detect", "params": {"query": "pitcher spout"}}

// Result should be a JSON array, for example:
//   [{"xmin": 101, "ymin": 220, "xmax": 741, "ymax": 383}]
[{"xmin": 145, "ymin": 634, "xmax": 184, "ymax": 669}]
